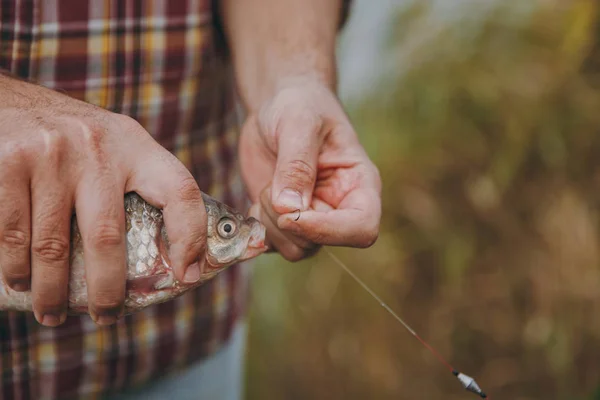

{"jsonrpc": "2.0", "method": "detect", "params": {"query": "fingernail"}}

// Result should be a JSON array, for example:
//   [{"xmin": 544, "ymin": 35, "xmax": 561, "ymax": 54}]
[
  {"xmin": 277, "ymin": 189, "xmax": 303, "ymax": 210},
  {"xmin": 279, "ymin": 215, "xmax": 299, "ymax": 229},
  {"xmin": 90, "ymin": 310, "xmax": 120, "ymax": 326},
  {"xmin": 184, "ymin": 262, "xmax": 201, "ymax": 283},
  {"xmin": 40, "ymin": 313, "xmax": 65, "ymax": 327}
]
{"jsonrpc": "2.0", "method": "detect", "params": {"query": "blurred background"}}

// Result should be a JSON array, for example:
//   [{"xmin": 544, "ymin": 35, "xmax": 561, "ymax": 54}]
[{"xmin": 245, "ymin": 0, "xmax": 600, "ymax": 399}]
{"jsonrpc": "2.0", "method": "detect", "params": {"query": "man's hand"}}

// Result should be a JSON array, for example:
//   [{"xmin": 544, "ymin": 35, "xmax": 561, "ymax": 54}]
[
  {"xmin": 221, "ymin": 0, "xmax": 381, "ymax": 261},
  {"xmin": 0, "ymin": 73, "xmax": 208, "ymax": 327},
  {"xmin": 239, "ymin": 77, "xmax": 382, "ymax": 261}
]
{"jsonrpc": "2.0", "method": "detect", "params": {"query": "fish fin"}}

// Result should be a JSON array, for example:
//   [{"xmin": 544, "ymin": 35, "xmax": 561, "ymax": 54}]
[{"xmin": 127, "ymin": 273, "xmax": 170, "ymax": 293}]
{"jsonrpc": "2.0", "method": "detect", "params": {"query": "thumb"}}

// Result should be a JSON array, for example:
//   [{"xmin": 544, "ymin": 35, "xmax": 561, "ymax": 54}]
[
  {"xmin": 270, "ymin": 115, "xmax": 323, "ymax": 215},
  {"xmin": 123, "ymin": 138, "xmax": 208, "ymax": 284}
]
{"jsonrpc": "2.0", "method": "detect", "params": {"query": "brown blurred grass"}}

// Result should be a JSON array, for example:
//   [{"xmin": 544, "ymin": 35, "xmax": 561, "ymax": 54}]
[{"xmin": 245, "ymin": 1, "xmax": 600, "ymax": 399}]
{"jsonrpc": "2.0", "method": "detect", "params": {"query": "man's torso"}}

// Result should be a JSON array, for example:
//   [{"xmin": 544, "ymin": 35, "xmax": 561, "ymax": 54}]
[{"xmin": 0, "ymin": 1, "xmax": 248, "ymax": 398}]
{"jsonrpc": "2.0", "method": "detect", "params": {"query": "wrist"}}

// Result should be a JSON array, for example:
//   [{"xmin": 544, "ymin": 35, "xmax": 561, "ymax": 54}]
[
  {"xmin": 220, "ymin": 0, "xmax": 342, "ymax": 113},
  {"xmin": 239, "ymin": 50, "xmax": 337, "ymax": 115}
]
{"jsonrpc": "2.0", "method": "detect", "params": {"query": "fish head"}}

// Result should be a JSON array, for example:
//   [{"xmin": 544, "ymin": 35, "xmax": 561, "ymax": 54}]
[{"xmin": 202, "ymin": 193, "xmax": 268, "ymax": 271}]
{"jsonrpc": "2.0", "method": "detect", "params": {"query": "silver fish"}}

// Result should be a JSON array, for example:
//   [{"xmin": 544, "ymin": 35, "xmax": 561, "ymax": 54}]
[{"xmin": 0, "ymin": 192, "xmax": 268, "ymax": 315}]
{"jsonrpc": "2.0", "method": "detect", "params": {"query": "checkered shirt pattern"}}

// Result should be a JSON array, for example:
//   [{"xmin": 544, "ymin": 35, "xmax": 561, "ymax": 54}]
[
  {"xmin": 0, "ymin": 1, "xmax": 250, "ymax": 398},
  {"xmin": 0, "ymin": 0, "xmax": 352, "ymax": 399}
]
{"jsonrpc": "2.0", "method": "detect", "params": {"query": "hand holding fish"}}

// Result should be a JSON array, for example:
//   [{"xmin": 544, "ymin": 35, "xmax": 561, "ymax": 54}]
[
  {"xmin": 239, "ymin": 76, "xmax": 382, "ymax": 260},
  {"xmin": 0, "ymin": 73, "xmax": 267, "ymax": 326}
]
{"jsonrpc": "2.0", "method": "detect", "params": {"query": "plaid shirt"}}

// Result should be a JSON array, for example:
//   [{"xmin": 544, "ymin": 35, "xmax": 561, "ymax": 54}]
[{"xmin": 0, "ymin": 1, "xmax": 351, "ymax": 399}]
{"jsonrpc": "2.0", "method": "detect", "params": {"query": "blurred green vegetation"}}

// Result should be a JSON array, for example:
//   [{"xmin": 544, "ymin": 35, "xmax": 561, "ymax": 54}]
[{"xmin": 245, "ymin": 1, "xmax": 600, "ymax": 399}]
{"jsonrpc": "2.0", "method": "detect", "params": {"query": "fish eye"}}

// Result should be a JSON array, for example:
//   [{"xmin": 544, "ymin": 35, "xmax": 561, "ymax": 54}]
[{"xmin": 217, "ymin": 217, "xmax": 237, "ymax": 238}]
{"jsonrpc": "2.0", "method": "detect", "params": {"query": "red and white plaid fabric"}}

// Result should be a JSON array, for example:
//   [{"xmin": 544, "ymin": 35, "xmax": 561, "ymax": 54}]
[
  {"xmin": 0, "ymin": 1, "xmax": 352, "ymax": 398},
  {"xmin": 0, "ymin": 1, "xmax": 251, "ymax": 398}
]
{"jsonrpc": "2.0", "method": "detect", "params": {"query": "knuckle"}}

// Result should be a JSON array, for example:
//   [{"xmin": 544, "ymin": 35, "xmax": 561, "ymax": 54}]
[
  {"xmin": 85, "ymin": 125, "xmax": 107, "ymax": 145},
  {"xmin": 32, "ymin": 236, "xmax": 70, "ymax": 263},
  {"xmin": 37, "ymin": 130, "xmax": 69, "ymax": 166},
  {"xmin": 308, "ymin": 231, "xmax": 326, "ymax": 245},
  {"xmin": 282, "ymin": 159, "xmax": 315, "ymax": 187},
  {"xmin": 81, "ymin": 125, "xmax": 109, "ymax": 163},
  {"xmin": 1, "ymin": 228, "xmax": 30, "ymax": 249},
  {"xmin": 115, "ymin": 113, "xmax": 140, "ymax": 129},
  {"xmin": 87, "ymin": 222, "xmax": 124, "ymax": 249},
  {"xmin": 175, "ymin": 176, "xmax": 202, "ymax": 203},
  {"xmin": 91, "ymin": 290, "xmax": 124, "ymax": 313},
  {"xmin": 114, "ymin": 113, "xmax": 147, "ymax": 137},
  {"xmin": 0, "ymin": 139, "xmax": 30, "ymax": 164},
  {"xmin": 186, "ymin": 234, "xmax": 206, "ymax": 258},
  {"xmin": 173, "ymin": 233, "xmax": 206, "ymax": 268}
]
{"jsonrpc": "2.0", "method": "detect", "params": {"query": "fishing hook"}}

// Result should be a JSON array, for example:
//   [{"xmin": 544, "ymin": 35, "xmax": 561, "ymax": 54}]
[{"xmin": 293, "ymin": 209, "xmax": 301, "ymax": 221}]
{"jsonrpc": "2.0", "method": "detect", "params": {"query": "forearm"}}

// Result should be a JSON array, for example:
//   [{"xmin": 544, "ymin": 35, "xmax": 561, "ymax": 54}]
[
  {"xmin": 0, "ymin": 68, "xmax": 75, "ymax": 109},
  {"xmin": 0, "ymin": 69, "xmax": 53, "ymax": 108},
  {"xmin": 219, "ymin": 0, "xmax": 346, "ymax": 113}
]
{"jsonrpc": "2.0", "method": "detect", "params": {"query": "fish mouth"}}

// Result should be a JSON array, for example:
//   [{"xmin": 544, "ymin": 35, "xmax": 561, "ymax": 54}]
[{"xmin": 240, "ymin": 218, "xmax": 268, "ymax": 261}]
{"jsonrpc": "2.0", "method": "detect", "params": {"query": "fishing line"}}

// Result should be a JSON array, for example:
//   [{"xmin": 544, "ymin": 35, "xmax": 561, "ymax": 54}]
[{"xmin": 323, "ymin": 247, "xmax": 489, "ymax": 399}]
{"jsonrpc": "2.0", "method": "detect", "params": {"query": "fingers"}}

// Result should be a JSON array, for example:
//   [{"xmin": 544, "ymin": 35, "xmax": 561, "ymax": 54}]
[
  {"xmin": 0, "ymin": 167, "xmax": 31, "ymax": 292},
  {"xmin": 279, "ymin": 159, "xmax": 382, "ymax": 248},
  {"xmin": 270, "ymin": 112, "xmax": 324, "ymax": 214},
  {"xmin": 125, "ymin": 143, "xmax": 207, "ymax": 284},
  {"xmin": 255, "ymin": 154, "xmax": 381, "ymax": 255},
  {"xmin": 29, "ymin": 174, "xmax": 73, "ymax": 327},
  {"xmin": 253, "ymin": 161, "xmax": 381, "ymax": 261},
  {"xmin": 277, "ymin": 187, "xmax": 382, "ymax": 248},
  {"xmin": 75, "ymin": 171, "xmax": 127, "ymax": 325},
  {"xmin": 251, "ymin": 187, "xmax": 320, "ymax": 262}
]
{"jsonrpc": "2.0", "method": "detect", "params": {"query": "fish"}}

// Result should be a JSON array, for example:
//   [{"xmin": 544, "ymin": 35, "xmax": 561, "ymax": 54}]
[{"xmin": 0, "ymin": 191, "xmax": 268, "ymax": 315}]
